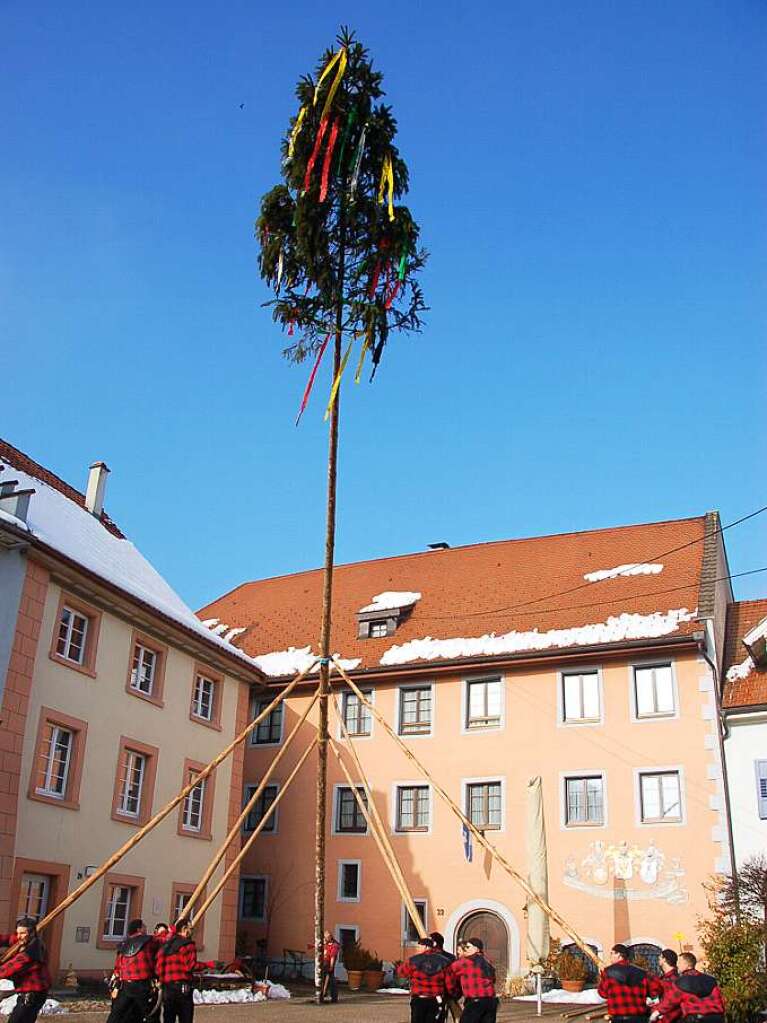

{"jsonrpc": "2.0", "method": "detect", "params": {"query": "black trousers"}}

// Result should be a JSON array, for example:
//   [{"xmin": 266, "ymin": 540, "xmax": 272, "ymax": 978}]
[
  {"xmin": 460, "ymin": 997, "xmax": 498, "ymax": 1023},
  {"xmin": 162, "ymin": 984, "xmax": 194, "ymax": 1023},
  {"xmin": 8, "ymin": 992, "xmax": 48, "ymax": 1023},
  {"xmin": 322, "ymin": 969, "xmax": 338, "ymax": 1003},
  {"xmin": 411, "ymin": 997, "xmax": 440, "ymax": 1023},
  {"xmin": 107, "ymin": 981, "xmax": 154, "ymax": 1023}
]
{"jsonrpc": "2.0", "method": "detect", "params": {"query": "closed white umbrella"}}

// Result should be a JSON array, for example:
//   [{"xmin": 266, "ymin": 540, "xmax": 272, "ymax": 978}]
[{"xmin": 527, "ymin": 776, "xmax": 550, "ymax": 1015}]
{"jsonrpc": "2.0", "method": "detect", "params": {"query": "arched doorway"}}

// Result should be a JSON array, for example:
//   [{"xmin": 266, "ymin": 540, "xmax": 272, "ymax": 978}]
[{"xmin": 456, "ymin": 911, "xmax": 509, "ymax": 986}]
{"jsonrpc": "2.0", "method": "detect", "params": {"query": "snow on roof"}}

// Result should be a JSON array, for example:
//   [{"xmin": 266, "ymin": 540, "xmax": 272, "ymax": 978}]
[
  {"xmin": 726, "ymin": 656, "xmax": 755, "ymax": 683},
  {"xmin": 1, "ymin": 458, "xmax": 261, "ymax": 673},
  {"xmin": 359, "ymin": 591, "xmax": 422, "ymax": 614},
  {"xmin": 252, "ymin": 645, "xmax": 361, "ymax": 678},
  {"xmin": 743, "ymin": 616, "xmax": 767, "ymax": 648},
  {"xmin": 379, "ymin": 607, "xmax": 697, "ymax": 667},
  {"xmin": 583, "ymin": 563, "xmax": 663, "ymax": 583}
]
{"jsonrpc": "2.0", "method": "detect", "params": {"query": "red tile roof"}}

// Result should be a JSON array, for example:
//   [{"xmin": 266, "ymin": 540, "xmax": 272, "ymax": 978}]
[
  {"xmin": 199, "ymin": 515, "xmax": 709, "ymax": 677},
  {"xmin": 0, "ymin": 438, "xmax": 125, "ymax": 538},
  {"xmin": 723, "ymin": 599, "xmax": 767, "ymax": 709}
]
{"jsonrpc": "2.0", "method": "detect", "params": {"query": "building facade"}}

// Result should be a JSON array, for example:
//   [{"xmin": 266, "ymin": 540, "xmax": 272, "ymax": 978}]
[
  {"xmin": 201, "ymin": 513, "xmax": 734, "ymax": 979},
  {"xmin": 0, "ymin": 440, "xmax": 265, "ymax": 979}
]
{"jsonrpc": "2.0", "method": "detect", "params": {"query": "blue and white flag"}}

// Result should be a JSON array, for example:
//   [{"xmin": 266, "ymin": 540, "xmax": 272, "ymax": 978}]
[{"xmin": 462, "ymin": 823, "xmax": 473, "ymax": 863}]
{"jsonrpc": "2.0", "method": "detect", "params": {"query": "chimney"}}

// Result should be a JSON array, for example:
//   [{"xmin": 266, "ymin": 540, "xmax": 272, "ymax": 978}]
[{"xmin": 85, "ymin": 461, "xmax": 110, "ymax": 517}]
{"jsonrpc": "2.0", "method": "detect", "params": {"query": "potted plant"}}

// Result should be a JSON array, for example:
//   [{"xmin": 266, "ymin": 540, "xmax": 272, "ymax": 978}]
[
  {"xmin": 555, "ymin": 950, "xmax": 589, "ymax": 992},
  {"xmin": 341, "ymin": 939, "xmax": 369, "ymax": 991},
  {"xmin": 363, "ymin": 953, "xmax": 384, "ymax": 990}
]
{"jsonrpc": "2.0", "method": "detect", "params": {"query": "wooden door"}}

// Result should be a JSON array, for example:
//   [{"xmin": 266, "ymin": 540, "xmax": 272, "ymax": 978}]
[{"xmin": 457, "ymin": 911, "xmax": 508, "ymax": 985}]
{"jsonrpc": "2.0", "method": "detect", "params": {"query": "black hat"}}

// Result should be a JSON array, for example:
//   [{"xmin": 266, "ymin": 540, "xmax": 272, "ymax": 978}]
[
  {"xmin": 418, "ymin": 936, "xmax": 434, "ymax": 948},
  {"xmin": 465, "ymin": 937, "xmax": 484, "ymax": 952}
]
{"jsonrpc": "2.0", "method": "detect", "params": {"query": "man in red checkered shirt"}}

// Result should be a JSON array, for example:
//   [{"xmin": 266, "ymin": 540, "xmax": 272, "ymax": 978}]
[
  {"xmin": 445, "ymin": 937, "xmax": 498, "ymax": 1023},
  {"xmin": 597, "ymin": 944, "xmax": 663, "ymax": 1023},
  {"xmin": 107, "ymin": 918, "xmax": 160, "ymax": 1023},
  {"xmin": 0, "ymin": 917, "xmax": 51, "ymax": 1023},
  {"xmin": 650, "ymin": 953, "xmax": 725, "ymax": 1023},
  {"xmin": 155, "ymin": 921, "xmax": 214, "ymax": 1023},
  {"xmin": 655, "ymin": 949, "xmax": 682, "ymax": 1023},
  {"xmin": 397, "ymin": 936, "xmax": 453, "ymax": 1023}
]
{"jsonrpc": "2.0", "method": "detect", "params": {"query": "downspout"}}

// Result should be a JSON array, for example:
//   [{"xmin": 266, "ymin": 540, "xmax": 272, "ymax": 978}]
[{"xmin": 698, "ymin": 634, "xmax": 740, "ymax": 912}]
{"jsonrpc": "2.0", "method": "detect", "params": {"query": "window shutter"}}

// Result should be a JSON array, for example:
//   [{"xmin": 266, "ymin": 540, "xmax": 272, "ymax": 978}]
[{"xmin": 756, "ymin": 760, "xmax": 767, "ymax": 820}]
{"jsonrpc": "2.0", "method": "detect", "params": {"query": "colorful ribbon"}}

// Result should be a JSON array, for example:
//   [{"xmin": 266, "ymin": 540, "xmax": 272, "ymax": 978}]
[
  {"xmin": 313, "ymin": 48, "xmax": 347, "ymax": 122},
  {"xmin": 324, "ymin": 339, "xmax": 353, "ymax": 420},
  {"xmin": 276, "ymin": 249, "xmax": 284, "ymax": 290},
  {"xmin": 367, "ymin": 259, "xmax": 382, "ymax": 299},
  {"xmin": 397, "ymin": 243, "xmax": 408, "ymax": 281},
  {"xmin": 354, "ymin": 329, "xmax": 372, "ymax": 383},
  {"xmin": 384, "ymin": 279, "xmax": 401, "ymax": 309},
  {"xmin": 334, "ymin": 108, "xmax": 357, "ymax": 176},
  {"xmin": 377, "ymin": 153, "xmax": 395, "ymax": 222},
  {"xmin": 304, "ymin": 116, "xmax": 329, "ymax": 192},
  {"xmin": 287, "ymin": 106, "xmax": 307, "ymax": 159},
  {"xmin": 349, "ymin": 123, "xmax": 367, "ymax": 197},
  {"xmin": 319, "ymin": 118, "xmax": 340, "ymax": 202},
  {"xmin": 296, "ymin": 334, "xmax": 330, "ymax": 425}
]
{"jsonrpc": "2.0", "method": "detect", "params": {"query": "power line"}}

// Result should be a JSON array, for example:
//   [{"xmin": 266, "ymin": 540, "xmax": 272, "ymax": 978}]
[{"xmin": 415, "ymin": 504, "xmax": 767, "ymax": 623}]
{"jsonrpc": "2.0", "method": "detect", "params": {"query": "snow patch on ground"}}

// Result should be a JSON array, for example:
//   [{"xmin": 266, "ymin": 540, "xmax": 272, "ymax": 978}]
[
  {"xmin": 380, "ymin": 609, "xmax": 697, "ymax": 666},
  {"xmin": 376, "ymin": 988, "xmax": 409, "ymax": 995},
  {"xmin": 252, "ymin": 645, "xmax": 361, "ymax": 678},
  {"xmin": 583, "ymin": 563, "xmax": 663, "ymax": 583},
  {"xmin": 359, "ymin": 591, "xmax": 421, "ymax": 614},
  {"xmin": 193, "ymin": 982, "xmax": 290, "ymax": 1004},
  {"xmin": 0, "ymin": 983, "xmax": 66, "ymax": 1015},
  {"xmin": 515, "ymin": 989, "xmax": 605, "ymax": 1005}
]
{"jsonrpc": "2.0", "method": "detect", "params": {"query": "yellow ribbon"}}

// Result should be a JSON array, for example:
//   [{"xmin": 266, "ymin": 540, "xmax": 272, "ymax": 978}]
[
  {"xmin": 288, "ymin": 106, "xmax": 307, "ymax": 159},
  {"xmin": 314, "ymin": 47, "xmax": 348, "ymax": 122},
  {"xmin": 324, "ymin": 339, "xmax": 353, "ymax": 419},
  {"xmin": 377, "ymin": 153, "xmax": 395, "ymax": 222},
  {"xmin": 354, "ymin": 330, "xmax": 371, "ymax": 383}
]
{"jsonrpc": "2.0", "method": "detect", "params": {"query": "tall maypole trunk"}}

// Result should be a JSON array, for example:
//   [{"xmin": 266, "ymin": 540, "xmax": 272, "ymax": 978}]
[{"xmin": 314, "ymin": 204, "xmax": 346, "ymax": 1004}]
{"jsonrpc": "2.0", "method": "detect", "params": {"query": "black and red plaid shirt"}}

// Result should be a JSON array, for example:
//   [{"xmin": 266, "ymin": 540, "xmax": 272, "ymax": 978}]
[
  {"xmin": 323, "ymin": 939, "xmax": 340, "ymax": 970},
  {"xmin": 655, "ymin": 970, "xmax": 725, "ymax": 1018},
  {"xmin": 156, "ymin": 937, "xmax": 214, "ymax": 984},
  {"xmin": 0, "ymin": 935, "xmax": 51, "ymax": 993},
  {"xmin": 597, "ymin": 960, "xmax": 663, "ymax": 1016},
  {"xmin": 397, "ymin": 949, "xmax": 450, "ymax": 996},
  {"xmin": 114, "ymin": 935, "xmax": 159, "ymax": 981},
  {"xmin": 657, "ymin": 969, "xmax": 682, "ymax": 1023},
  {"xmin": 446, "ymin": 954, "xmax": 496, "ymax": 999}
]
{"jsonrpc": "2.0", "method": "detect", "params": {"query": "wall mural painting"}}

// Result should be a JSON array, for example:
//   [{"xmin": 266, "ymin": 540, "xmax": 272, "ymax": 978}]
[{"xmin": 563, "ymin": 840, "xmax": 688, "ymax": 904}]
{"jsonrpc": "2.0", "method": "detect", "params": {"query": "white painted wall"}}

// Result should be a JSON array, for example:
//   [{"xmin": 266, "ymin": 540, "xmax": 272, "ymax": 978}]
[{"xmin": 724, "ymin": 710, "xmax": 767, "ymax": 864}]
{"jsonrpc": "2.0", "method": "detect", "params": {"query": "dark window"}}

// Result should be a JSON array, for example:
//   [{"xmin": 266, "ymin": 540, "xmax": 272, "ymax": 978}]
[
  {"xmin": 342, "ymin": 691, "xmax": 372, "ymax": 736},
  {"xmin": 340, "ymin": 862, "xmax": 360, "ymax": 900},
  {"xmin": 336, "ymin": 787, "xmax": 367, "ymax": 833},
  {"xmin": 239, "ymin": 878, "xmax": 266, "ymax": 920},
  {"xmin": 252, "ymin": 699, "xmax": 283, "ymax": 744},
  {"xmin": 369, "ymin": 620, "xmax": 388, "ymax": 638},
  {"xmin": 404, "ymin": 900, "xmax": 427, "ymax": 944},
  {"xmin": 244, "ymin": 784, "xmax": 278, "ymax": 832},
  {"xmin": 399, "ymin": 687, "xmax": 432, "ymax": 735}
]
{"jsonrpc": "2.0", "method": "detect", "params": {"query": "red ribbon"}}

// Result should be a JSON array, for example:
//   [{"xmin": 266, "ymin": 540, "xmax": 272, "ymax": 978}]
[
  {"xmin": 295, "ymin": 334, "xmax": 330, "ymax": 425},
  {"xmin": 319, "ymin": 118, "xmax": 340, "ymax": 202},
  {"xmin": 384, "ymin": 279, "xmax": 401, "ymax": 309},
  {"xmin": 368, "ymin": 259, "xmax": 381, "ymax": 299},
  {"xmin": 304, "ymin": 117, "xmax": 329, "ymax": 192}
]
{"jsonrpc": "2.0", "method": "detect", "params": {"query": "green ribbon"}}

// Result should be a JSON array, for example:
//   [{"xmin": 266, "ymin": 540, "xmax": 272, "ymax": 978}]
[
  {"xmin": 334, "ymin": 108, "xmax": 358, "ymax": 176},
  {"xmin": 397, "ymin": 242, "xmax": 409, "ymax": 282}
]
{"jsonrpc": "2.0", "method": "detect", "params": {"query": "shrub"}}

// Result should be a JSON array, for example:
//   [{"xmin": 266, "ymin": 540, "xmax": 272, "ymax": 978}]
[
  {"xmin": 341, "ymin": 939, "xmax": 370, "ymax": 972},
  {"xmin": 699, "ymin": 905, "xmax": 767, "ymax": 1023},
  {"xmin": 555, "ymin": 951, "xmax": 588, "ymax": 982}
]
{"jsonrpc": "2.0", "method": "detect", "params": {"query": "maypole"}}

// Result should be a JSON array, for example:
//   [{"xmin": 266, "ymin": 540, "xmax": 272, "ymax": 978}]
[{"xmin": 255, "ymin": 26, "xmax": 427, "ymax": 1002}]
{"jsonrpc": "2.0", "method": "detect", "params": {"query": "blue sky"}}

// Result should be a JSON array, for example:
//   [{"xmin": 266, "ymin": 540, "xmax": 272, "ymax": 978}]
[{"xmin": 2, "ymin": 0, "xmax": 765, "ymax": 612}]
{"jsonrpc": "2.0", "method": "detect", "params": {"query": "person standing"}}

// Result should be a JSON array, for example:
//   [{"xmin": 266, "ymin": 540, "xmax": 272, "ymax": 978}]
[
  {"xmin": 155, "ymin": 921, "xmax": 214, "ymax": 1023},
  {"xmin": 655, "ymin": 950, "xmax": 681, "ymax": 1023},
  {"xmin": 650, "ymin": 953, "xmax": 725, "ymax": 1023},
  {"xmin": 446, "ymin": 937, "xmax": 498, "ymax": 1023},
  {"xmin": 429, "ymin": 933, "xmax": 459, "ymax": 1023},
  {"xmin": 0, "ymin": 917, "xmax": 51, "ymax": 1023},
  {"xmin": 597, "ymin": 944, "xmax": 663, "ymax": 1023},
  {"xmin": 398, "ymin": 936, "xmax": 452, "ymax": 1023},
  {"xmin": 321, "ymin": 930, "xmax": 341, "ymax": 1004},
  {"xmin": 107, "ymin": 918, "xmax": 159, "ymax": 1023}
]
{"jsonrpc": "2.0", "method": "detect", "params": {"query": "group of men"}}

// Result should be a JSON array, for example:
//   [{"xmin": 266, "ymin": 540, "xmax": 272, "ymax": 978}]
[
  {"xmin": 0, "ymin": 915, "xmax": 214, "ymax": 1023},
  {"xmin": 395, "ymin": 931, "xmax": 499, "ymax": 1023}
]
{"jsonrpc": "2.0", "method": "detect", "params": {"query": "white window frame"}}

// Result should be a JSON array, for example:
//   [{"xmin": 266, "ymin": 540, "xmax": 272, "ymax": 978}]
[
  {"xmin": 337, "ymin": 859, "xmax": 362, "ymax": 903},
  {"xmin": 331, "ymin": 783, "xmax": 369, "ymax": 837},
  {"xmin": 19, "ymin": 874, "xmax": 50, "ymax": 922},
  {"xmin": 337, "ymin": 689, "xmax": 375, "ymax": 740},
  {"xmin": 395, "ymin": 683, "xmax": 435, "ymax": 739},
  {"xmin": 755, "ymin": 760, "xmax": 767, "ymax": 820},
  {"xmin": 130, "ymin": 643, "xmax": 157, "ymax": 696},
  {"xmin": 392, "ymin": 782, "xmax": 433, "ymax": 835},
  {"xmin": 462, "ymin": 675, "xmax": 505, "ymax": 733},
  {"xmin": 173, "ymin": 890, "xmax": 192, "ymax": 921},
  {"xmin": 402, "ymin": 899, "xmax": 428, "ymax": 945},
  {"xmin": 560, "ymin": 770, "xmax": 608, "ymax": 829},
  {"xmin": 335, "ymin": 924, "xmax": 360, "ymax": 963},
  {"xmin": 634, "ymin": 766, "xmax": 686, "ymax": 826},
  {"xmin": 369, "ymin": 619, "xmax": 389, "ymax": 639},
  {"xmin": 462, "ymin": 776, "xmax": 505, "ymax": 833},
  {"xmin": 57, "ymin": 606, "xmax": 89, "ymax": 665},
  {"xmin": 103, "ymin": 884, "xmax": 132, "ymax": 941},
  {"xmin": 182, "ymin": 776, "xmax": 206, "ymax": 832},
  {"xmin": 36, "ymin": 724, "xmax": 73, "ymax": 799},
  {"xmin": 238, "ymin": 875, "xmax": 268, "ymax": 921},
  {"xmin": 558, "ymin": 667, "xmax": 603, "ymax": 726},
  {"xmin": 629, "ymin": 660, "xmax": 679, "ymax": 722},
  {"xmin": 249, "ymin": 695, "xmax": 285, "ymax": 747},
  {"xmin": 117, "ymin": 749, "xmax": 147, "ymax": 818},
  {"xmin": 192, "ymin": 674, "xmax": 216, "ymax": 722},
  {"xmin": 243, "ymin": 782, "xmax": 280, "ymax": 834}
]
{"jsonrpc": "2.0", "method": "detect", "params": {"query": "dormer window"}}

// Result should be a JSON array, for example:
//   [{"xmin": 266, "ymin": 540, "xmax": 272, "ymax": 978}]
[{"xmin": 357, "ymin": 591, "xmax": 421, "ymax": 640}]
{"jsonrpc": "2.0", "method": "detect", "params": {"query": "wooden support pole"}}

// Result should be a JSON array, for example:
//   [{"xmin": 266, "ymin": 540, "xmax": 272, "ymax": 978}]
[
  {"xmin": 329, "ymin": 690, "xmax": 427, "ymax": 940},
  {"xmin": 1, "ymin": 663, "xmax": 316, "ymax": 963},
  {"xmin": 190, "ymin": 737, "xmax": 319, "ymax": 928},
  {"xmin": 177, "ymin": 684, "xmax": 322, "ymax": 924},
  {"xmin": 332, "ymin": 658, "xmax": 602, "ymax": 968},
  {"xmin": 328, "ymin": 736, "xmax": 427, "ymax": 941},
  {"xmin": 562, "ymin": 1006, "xmax": 606, "ymax": 1019}
]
